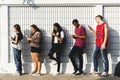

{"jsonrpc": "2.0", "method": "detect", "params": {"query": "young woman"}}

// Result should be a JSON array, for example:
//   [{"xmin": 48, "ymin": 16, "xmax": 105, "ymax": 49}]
[
  {"xmin": 10, "ymin": 24, "xmax": 23, "ymax": 76},
  {"xmin": 26, "ymin": 24, "xmax": 42, "ymax": 76},
  {"xmin": 48, "ymin": 23, "xmax": 65, "ymax": 76},
  {"xmin": 88, "ymin": 15, "xmax": 109, "ymax": 76}
]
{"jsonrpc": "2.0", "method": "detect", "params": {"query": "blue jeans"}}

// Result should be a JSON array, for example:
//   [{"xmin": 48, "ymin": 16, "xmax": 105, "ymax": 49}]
[
  {"xmin": 13, "ymin": 48, "xmax": 22, "ymax": 73},
  {"xmin": 93, "ymin": 46, "xmax": 109, "ymax": 73}
]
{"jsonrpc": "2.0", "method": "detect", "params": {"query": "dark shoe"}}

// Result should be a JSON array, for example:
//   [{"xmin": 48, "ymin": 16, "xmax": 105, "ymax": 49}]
[
  {"xmin": 75, "ymin": 71, "xmax": 83, "ymax": 75},
  {"xmin": 72, "ymin": 70, "xmax": 78, "ymax": 74}
]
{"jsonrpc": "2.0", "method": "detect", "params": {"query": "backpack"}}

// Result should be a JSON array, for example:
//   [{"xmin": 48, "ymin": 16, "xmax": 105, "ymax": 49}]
[{"xmin": 114, "ymin": 61, "xmax": 120, "ymax": 77}]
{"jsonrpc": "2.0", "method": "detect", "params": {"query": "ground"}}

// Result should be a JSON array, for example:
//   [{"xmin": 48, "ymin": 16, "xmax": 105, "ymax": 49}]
[{"xmin": 0, "ymin": 73, "xmax": 120, "ymax": 80}]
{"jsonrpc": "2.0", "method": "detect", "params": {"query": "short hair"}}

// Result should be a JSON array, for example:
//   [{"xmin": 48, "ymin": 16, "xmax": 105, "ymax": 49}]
[
  {"xmin": 95, "ymin": 15, "xmax": 103, "ymax": 20},
  {"xmin": 72, "ymin": 19, "xmax": 79, "ymax": 24}
]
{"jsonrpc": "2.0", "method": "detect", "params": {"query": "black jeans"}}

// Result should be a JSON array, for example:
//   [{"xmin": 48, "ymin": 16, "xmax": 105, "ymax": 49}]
[
  {"xmin": 48, "ymin": 43, "xmax": 63, "ymax": 72},
  {"xmin": 69, "ymin": 46, "xmax": 85, "ymax": 73}
]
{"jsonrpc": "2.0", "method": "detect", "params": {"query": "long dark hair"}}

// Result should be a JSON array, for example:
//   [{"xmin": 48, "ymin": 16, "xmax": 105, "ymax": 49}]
[
  {"xmin": 53, "ymin": 23, "xmax": 63, "ymax": 34},
  {"xmin": 30, "ymin": 24, "xmax": 41, "ymax": 37},
  {"xmin": 14, "ymin": 24, "xmax": 23, "ymax": 39}
]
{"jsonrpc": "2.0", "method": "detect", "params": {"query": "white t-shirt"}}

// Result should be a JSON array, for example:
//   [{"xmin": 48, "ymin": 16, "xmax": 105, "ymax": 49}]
[{"xmin": 54, "ymin": 31, "xmax": 64, "ymax": 43}]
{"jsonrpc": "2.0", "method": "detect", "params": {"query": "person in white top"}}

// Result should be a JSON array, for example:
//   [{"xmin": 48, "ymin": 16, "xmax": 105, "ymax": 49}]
[
  {"xmin": 10, "ymin": 24, "xmax": 23, "ymax": 76},
  {"xmin": 48, "ymin": 23, "xmax": 65, "ymax": 75}
]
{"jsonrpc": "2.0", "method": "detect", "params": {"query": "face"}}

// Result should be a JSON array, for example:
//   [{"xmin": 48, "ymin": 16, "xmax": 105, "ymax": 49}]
[
  {"xmin": 13, "ymin": 27, "xmax": 17, "ymax": 32},
  {"xmin": 54, "ymin": 26, "xmax": 58, "ymax": 31},
  {"xmin": 73, "ymin": 22, "xmax": 79, "ymax": 27},
  {"xmin": 30, "ymin": 27, "xmax": 36, "ymax": 33},
  {"xmin": 95, "ymin": 17, "xmax": 101, "ymax": 23}
]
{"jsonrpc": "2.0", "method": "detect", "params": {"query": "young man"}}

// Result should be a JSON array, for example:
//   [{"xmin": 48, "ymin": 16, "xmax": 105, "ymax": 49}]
[
  {"xmin": 88, "ymin": 15, "xmax": 109, "ymax": 76},
  {"xmin": 69, "ymin": 19, "xmax": 87, "ymax": 75}
]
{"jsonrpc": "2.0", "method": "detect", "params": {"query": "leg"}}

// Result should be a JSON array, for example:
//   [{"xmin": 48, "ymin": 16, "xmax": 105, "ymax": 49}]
[
  {"xmin": 93, "ymin": 46, "xmax": 100, "ymax": 72},
  {"xmin": 100, "ymin": 49, "xmax": 109, "ymax": 73},
  {"xmin": 34, "ymin": 53, "xmax": 41, "ymax": 73},
  {"xmin": 48, "ymin": 44, "xmax": 57, "ymax": 62},
  {"xmin": 13, "ymin": 48, "xmax": 22, "ymax": 73},
  {"xmin": 56, "ymin": 52, "xmax": 61, "ymax": 73},
  {"xmin": 78, "ymin": 46, "xmax": 85, "ymax": 73},
  {"xmin": 56, "ymin": 45, "xmax": 62, "ymax": 73},
  {"xmin": 17, "ymin": 50, "xmax": 22, "ymax": 73},
  {"xmin": 69, "ymin": 46, "xmax": 78, "ymax": 71},
  {"xmin": 31, "ymin": 53, "xmax": 37, "ymax": 72}
]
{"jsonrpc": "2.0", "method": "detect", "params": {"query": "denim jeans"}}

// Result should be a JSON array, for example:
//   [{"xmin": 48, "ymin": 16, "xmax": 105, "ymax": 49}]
[
  {"xmin": 69, "ymin": 46, "xmax": 85, "ymax": 73},
  {"xmin": 93, "ymin": 46, "xmax": 109, "ymax": 73},
  {"xmin": 13, "ymin": 48, "xmax": 22, "ymax": 73}
]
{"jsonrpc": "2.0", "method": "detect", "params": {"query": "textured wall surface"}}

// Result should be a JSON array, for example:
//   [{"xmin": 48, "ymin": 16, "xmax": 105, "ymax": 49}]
[{"xmin": 0, "ymin": 2, "xmax": 120, "ymax": 74}]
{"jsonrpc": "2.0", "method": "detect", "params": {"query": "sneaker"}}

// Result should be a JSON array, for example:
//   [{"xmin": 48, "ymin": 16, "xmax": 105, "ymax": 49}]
[
  {"xmin": 52, "ymin": 72, "xmax": 60, "ymax": 76},
  {"xmin": 101, "ymin": 72, "xmax": 108, "ymax": 77},
  {"xmin": 75, "ymin": 71, "xmax": 84, "ymax": 75},
  {"xmin": 53, "ymin": 62, "xmax": 57, "ymax": 65},
  {"xmin": 13, "ymin": 72, "xmax": 21, "ymax": 76},
  {"xmin": 32, "ymin": 72, "xmax": 41, "ymax": 76},
  {"xmin": 72, "ymin": 70, "xmax": 78, "ymax": 74},
  {"xmin": 29, "ymin": 71, "xmax": 36, "ymax": 75},
  {"xmin": 92, "ymin": 71, "xmax": 98, "ymax": 76}
]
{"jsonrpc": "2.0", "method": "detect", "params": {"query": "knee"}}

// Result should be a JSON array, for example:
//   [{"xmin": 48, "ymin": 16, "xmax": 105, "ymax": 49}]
[
  {"xmin": 32, "ymin": 59, "xmax": 35, "ymax": 62},
  {"xmin": 32, "ymin": 57, "xmax": 36, "ymax": 62},
  {"xmin": 93, "ymin": 53, "xmax": 97, "ymax": 58},
  {"xmin": 48, "ymin": 52, "xmax": 52, "ymax": 57},
  {"xmin": 35, "ymin": 58, "xmax": 40, "ymax": 62},
  {"xmin": 69, "ymin": 53, "xmax": 72, "ymax": 58},
  {"xmin": 103, "ymin": 57, "xmax": 109, "ymax": 62},
  {"xmin": 68, "ymin": 54, "xmax": 71, "ymax": 58}
]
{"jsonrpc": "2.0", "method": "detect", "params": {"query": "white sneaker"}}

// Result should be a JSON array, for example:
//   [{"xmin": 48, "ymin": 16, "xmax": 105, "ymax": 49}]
[
  {"xmin": 53, "ymin": 62, "xmax": 57, "ymax": 65},
  {"xmin": 29, "ymin": 71, "xmax": 36, "ymax": 75},
  {"xmin": 52, "ymin": 72, "xmax": 60, "ymax": 76},
  {"xmin": 101, "ymin": 72, "xmax": 108, "ymax": 77},
  {"xmin": 32, "ymin": 72, "xmax": 41, "ymax": 76},
  {"xmin": 91, "ymin": 71, "xmax": 98, "ymax": 76},
  {"xmin": 13, "ymin": 72, "xmax": 21, "ymax": 76}
]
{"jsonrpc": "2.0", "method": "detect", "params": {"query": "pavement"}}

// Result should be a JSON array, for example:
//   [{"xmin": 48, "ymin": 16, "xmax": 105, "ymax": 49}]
[{"xmin": 0, "ymin": 73, "xmax": 120, "ymax": 80}]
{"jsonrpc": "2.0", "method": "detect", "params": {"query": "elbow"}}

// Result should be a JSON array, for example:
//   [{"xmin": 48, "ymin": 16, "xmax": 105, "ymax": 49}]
[
  {"xmin": 14, "ymin": 43, "xmax": 18, "ymax": 45},
  {"xmin": 84, "ymin": 35, "xmax": 87, "ymax": 39}
]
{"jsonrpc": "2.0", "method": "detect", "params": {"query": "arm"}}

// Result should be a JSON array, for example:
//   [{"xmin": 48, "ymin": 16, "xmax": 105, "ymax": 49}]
[
  {"xmin": 57, "ymin": 31, "xmax": 64, "ymax": 42},
  {"xmin": 11, "ymin": 34, "xmax": 19, "ymax": 45},
  {"xmin": 88, "ymin": 25, "xmax": 96, "ymax": 36},
  {"xmin": 101, "ymin": 24, "xmax": 108, "ymax": 49},
  {"xmin": 72, "ymin": 27, "xmax": 87, "ymax": 39},
  {"xmin": 26, "ymin": 32, "xmax": 41, "ymax": 43},
  {"xmin": 72, "ymin": 34, "xmax": 86, "ymax": 39},
  {"xmin": 51, "ymin": 33, "xmax": 56, "ymax": 38}
]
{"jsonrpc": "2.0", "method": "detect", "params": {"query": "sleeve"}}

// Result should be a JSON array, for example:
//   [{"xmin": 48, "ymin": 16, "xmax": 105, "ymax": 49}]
[
  {"xmin": 61, "ymin": 31, "xmax": 64, "ymax": 38},
  {"xmin": 82, "ymin": 27, "xmax": 86, "ymax": 36},
  {"xmin": 32, "ymin": 32, "xmax": 41, "ymax": 43}
]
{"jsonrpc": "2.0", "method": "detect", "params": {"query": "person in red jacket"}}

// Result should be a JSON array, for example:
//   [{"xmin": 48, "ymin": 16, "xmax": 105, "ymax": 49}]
[{"xmin": 88, "ymin": 15, "xmax": 109, "ymax": 76}]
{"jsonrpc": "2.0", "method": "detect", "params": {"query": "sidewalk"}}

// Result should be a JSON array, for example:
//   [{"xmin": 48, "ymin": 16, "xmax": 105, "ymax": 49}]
[{"xmin": 0, "ymin": 73, "xmax": 120, "ymax": 80}]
